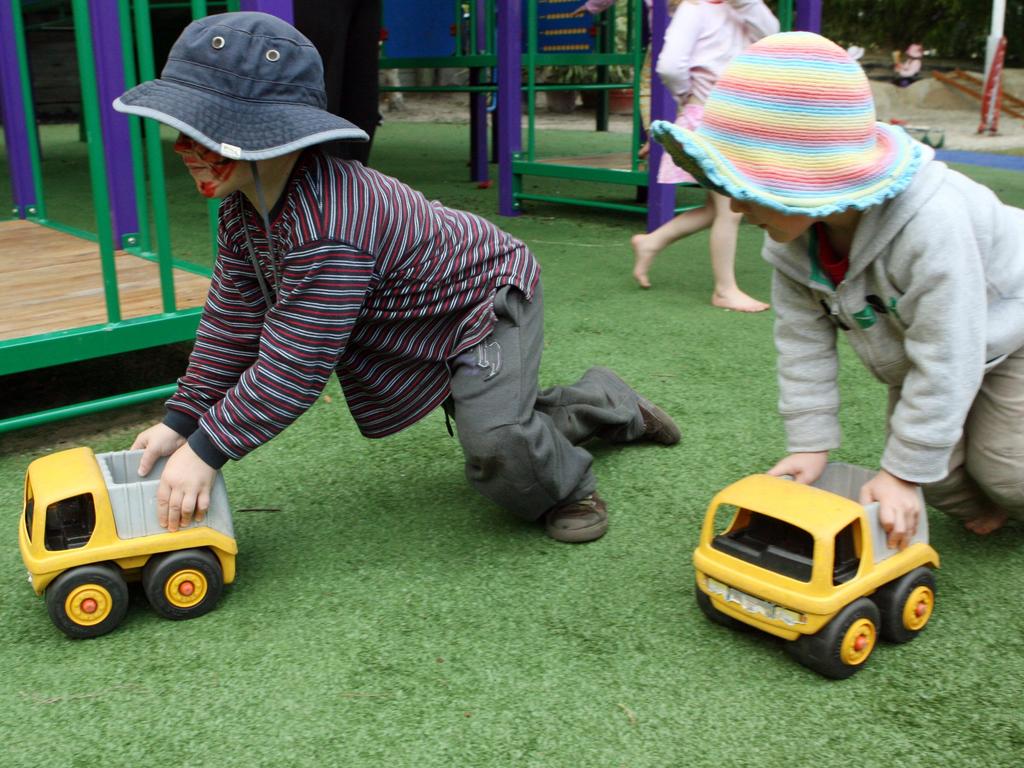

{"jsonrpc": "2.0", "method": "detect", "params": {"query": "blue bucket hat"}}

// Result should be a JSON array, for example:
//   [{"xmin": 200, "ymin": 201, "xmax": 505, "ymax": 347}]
[{"xmin": 113, "ymin": 12, "xmax": 368, "ymax": 160}]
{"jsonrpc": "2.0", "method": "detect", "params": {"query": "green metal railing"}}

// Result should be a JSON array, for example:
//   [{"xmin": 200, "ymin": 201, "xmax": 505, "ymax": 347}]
[
  {"xmin": 131, "ymin": 0, "xmax": 176, "ymax": 313},
  {"xmin": 1, "ymin": 384, "xmax": 181, "ymax": 433},
  {"xmin": 0, "ymin": 0, "xmax": 241, "ymax": 433},
  {"xmin": 523, "ymin": 1, "xmax": 642, "ymax": 165},
  {"xmin": 778, "ymin": 1, "xmax": 793, "ymax": 34},
  {"xmin": 119, "ymin": 0, "xmax": 152, "ymax": 255},
  {"xmin": 71, "ymin": 0, "xmax": 122, "ymax": 322},
  {"xmin": 10, "ymin": 0, "xmax": 46, "ymax": 220},
  {"xmin": 512, "ymin": 0, "xmax": 797, "ymax": 215},
  {"xmin": 193, "ymin": 0, "xmax": 233, "ymax": 261},
  {"xmin": 513, "ymin": 0, "xmax": 659, "ymax": 214}
]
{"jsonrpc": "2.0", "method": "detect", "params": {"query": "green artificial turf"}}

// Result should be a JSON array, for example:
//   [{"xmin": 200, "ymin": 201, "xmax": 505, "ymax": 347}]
[{"xmin": 1, "ymin": 122, "xmax": 1023, "ymax": 768}]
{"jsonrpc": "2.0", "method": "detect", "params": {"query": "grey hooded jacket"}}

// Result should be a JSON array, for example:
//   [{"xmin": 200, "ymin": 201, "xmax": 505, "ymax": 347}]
[{"xmin": 762, "ymin": 147, "xmax": 1024, "ymax": 484}]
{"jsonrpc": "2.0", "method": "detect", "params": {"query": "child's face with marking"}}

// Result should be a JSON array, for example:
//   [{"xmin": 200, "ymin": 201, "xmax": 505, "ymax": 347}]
[
  {"xmin": 729, "ymin": 198, "xmax": 815, "ymax": 243},
  {"xmin": 173, "ymin": 133, "xmax": 251, "ymax": 198}
]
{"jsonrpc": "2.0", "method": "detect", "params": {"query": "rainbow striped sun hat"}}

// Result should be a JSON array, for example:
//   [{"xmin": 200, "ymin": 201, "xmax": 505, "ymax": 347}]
[{"xmin": 650, "ymin": 32, "xmax": 923, "ymax": 216}]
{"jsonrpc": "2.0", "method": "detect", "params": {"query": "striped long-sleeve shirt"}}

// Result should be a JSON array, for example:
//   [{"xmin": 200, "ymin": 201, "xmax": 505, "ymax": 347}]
[{"xmin": 164, "ymin": 150, "xmax": 540, "ymax": 467}]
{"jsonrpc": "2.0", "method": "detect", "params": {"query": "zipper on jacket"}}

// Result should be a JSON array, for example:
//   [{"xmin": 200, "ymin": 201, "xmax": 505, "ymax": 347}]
[{"xmin": 819, "ymin": 297, "xmax": 850, "ymax": 331}]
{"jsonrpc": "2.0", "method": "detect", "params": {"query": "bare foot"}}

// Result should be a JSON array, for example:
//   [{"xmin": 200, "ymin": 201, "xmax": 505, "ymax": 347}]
[
  {"xmin": 712, "ymin": 288, "xmax": 771, "ymax": 313},
  {"xmin": 631, "ymin": 233, "xmax": 659, "ymax": 289},
  {"xmin": 964, "ymin": 510, "xmax": 1009, "ymax": 535}
]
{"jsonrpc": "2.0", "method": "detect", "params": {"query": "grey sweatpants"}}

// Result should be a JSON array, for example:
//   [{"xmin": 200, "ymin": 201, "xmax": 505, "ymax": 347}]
[
  {"xmin": 889, "ymin": 345, "xmax": 1024, "ymax": 522},
  {"xmin": 446, "ymin": 284, "xmax": 646, "ymax": 521}
]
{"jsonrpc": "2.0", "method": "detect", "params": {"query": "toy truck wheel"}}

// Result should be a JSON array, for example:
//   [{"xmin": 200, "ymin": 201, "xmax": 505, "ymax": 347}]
[
  {"xmin": 45, "ymin": 564, "xmax": 130, "ymax": 639},
  {"xmin": 143, "ymin": 548, "xmax": 224, "ymax": 621},
  {"xmin": 787, "ymin": 598, "xmax": 880, "ymax": 679},
  {"xmin": 875, "ymin": 566, "xmax": 936, "ymax": 643},
  {"xmin": 694, "ymin": 585, "xmax": 751, "ymax": 632}
]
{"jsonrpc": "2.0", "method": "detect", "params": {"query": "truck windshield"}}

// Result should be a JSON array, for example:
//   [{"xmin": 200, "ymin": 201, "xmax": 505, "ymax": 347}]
[{"xmin": 712, "ymin": 509, "xmax": 815, "ymax": 582}]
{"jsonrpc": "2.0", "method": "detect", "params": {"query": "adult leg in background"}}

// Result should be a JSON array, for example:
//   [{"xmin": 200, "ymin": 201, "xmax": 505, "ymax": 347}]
[{"xmin": 293, "ymin": 0, "xmax": 381, "ymax": 164}]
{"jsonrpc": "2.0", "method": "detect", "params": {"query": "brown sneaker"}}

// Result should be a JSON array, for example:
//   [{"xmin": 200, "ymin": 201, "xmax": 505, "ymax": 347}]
[
  {"xmin": 545, "ymin": 493, "xmax": 608, "ymax": 543},
  {"xmin": 636, "ymin": 397, "xmax": 681, "ymax": 446},
  {"xmin": 592, "ymin": 367, "xmax": 681, "ymax": 446}
]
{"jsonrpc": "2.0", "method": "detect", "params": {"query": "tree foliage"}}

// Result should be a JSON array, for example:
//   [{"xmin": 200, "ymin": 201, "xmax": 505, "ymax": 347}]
[{"xmin": 818, "ymin": 0, "xmax": 1024, "ymax": 64}]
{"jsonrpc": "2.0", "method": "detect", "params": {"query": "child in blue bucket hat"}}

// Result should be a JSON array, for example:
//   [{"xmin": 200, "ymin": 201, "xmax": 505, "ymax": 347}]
[
  {"xmin": 115, "ymin": 12, "xmax": 681, "ymax": 543},
  {"xmin": 653, "ymin": 31, "xmax": 1024, "ymax": 547}
]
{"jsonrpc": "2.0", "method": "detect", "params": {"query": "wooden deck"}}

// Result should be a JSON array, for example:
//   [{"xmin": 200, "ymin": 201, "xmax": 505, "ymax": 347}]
[
  {"xmin": 0, "ymin": 219, "xmax": 210, "ymax": 342},
  {"xmin": 537, "ymin": 152, "xmax": 636, "ymax": 171}
]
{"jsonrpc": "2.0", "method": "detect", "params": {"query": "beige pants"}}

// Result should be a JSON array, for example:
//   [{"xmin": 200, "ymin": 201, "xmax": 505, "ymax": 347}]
[{"xmin": 889, "ymin": 346, "xmax": 1024, "ymax": 521}]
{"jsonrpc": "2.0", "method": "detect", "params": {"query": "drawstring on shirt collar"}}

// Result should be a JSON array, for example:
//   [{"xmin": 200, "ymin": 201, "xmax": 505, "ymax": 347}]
[{"xmin": 241, "ymin": 160, "xmax": 280, "ymax": 310}]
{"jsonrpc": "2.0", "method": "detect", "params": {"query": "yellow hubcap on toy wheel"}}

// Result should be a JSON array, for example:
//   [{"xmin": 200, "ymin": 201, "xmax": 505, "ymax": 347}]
[
  {"xmin": 840, "ymin": 618, "xmax": 876, "ymax": 665},
  {"xmin": 902, "ymin": 586, "xmax": 934, "ymax": 631},
  {"xmin": 65, "ymin": 584, "xmax": 113, "ymax": 626},
  {"xmin": 165, "ymin": 569, "xmax": 208, "ymax": 608}
]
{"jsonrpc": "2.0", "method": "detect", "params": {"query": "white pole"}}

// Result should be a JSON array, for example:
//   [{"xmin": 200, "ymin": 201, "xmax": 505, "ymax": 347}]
[
  {"xmin": 984, "ymin": 0, "xmax": 1007, "ymax": 78},
  {"xmin": 991, "ymin": 0, "xmax": 1006, "ymax": 37},
  {"xmin": 980, "ymin": 0, "xmax": 1008, "ymax": 133}
]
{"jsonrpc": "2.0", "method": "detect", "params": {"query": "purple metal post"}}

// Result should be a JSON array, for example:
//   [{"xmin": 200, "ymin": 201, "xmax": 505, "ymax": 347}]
[
  {"xmin": 469, "ymin": 0, "xmax": 488, "ymax": 182},
  {"xmin": 90, "ymin": 0, "xmax": 138, "ymax": 245},
  {"xmin": 497, "ymin": 0, "xmax": 521, "ymax": 216},
  {"xmin": 240, "ymin": 0, "xmax": 293, "ymax": 24},
  {"xmin": 645, "ymin": 0, "xmax": 675, "ymax": 232},
  {"xmin": 794, "ymin": 0, "xmax": 822, "ymax": 33},
  {"xmin": 0, "ymin": 0, "xmax": 37, "ymax": 217}
]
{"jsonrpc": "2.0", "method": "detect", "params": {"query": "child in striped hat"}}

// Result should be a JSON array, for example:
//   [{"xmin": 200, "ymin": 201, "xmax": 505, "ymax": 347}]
[
  {"xmin": 117, "ymin": 12, "xmax": 681, "ymax": 544},
  {"xmin": 652, "ymin": 31, "xmax": 1024, "ymax": 546}
]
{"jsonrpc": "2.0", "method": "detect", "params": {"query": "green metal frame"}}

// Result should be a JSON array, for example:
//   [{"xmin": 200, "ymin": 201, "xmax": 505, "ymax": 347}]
[
  {"xmin": 8, "ymin": 0, "xmax": 47, "ymax": 220},
  {"xmin": 512, "ymin": 0, "xmax": 680, "ymax": 215},
  {"xmin": 0, "ymin": 0, "xmax": 238, "ymax": 433},
  {"xmin": 511, "ymin": 0, "xmax": 796, "ymax": 215},
  {"xmin": 376, "ymin": 1, "xmax": 656, "ymax": 210}
]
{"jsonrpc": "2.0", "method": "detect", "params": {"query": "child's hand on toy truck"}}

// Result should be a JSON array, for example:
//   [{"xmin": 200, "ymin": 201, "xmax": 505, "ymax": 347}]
[
  {"xmin": 132, "ymin": 423, "xmax": 217, "ymax": 532},
  {"xmin": 768, "ymin": 451, "xmax": 923, "ymax": 550},
  {"xmin": 857, "ymin": 470, "xmax": 923, "ymax": 551}
]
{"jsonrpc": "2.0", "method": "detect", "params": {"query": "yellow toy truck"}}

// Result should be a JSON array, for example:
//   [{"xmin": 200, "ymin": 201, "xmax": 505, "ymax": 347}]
[
  {"xmin": 18, "ymin": 447, "xmax": 237, "ymax": 639},
  {"xmin": 694, "ymin": 463, "xmax": 939, "ymax": 679}
]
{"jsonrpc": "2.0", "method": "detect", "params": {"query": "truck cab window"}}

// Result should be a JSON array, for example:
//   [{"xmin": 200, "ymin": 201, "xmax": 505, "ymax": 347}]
[
  {"xmin": 711, "ymin": 509, "xmax": 815, "ymax": 582},
  {"xmin": 832, "ymin": 521, "xmax": 861, "ymax": 585},
  {"xmin": 25, "ymin": 484, "xmax": 35, "ymax": 542},
  {"xmin": 44, "ymin": 494, "xmax": 96, "ymax": 551}
]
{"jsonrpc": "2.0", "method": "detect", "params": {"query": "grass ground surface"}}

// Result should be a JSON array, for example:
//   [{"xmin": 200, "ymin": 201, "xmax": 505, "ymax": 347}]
[{"xmin": 1, "ymin": 123, "xmax": 1023, "ymax": 767}]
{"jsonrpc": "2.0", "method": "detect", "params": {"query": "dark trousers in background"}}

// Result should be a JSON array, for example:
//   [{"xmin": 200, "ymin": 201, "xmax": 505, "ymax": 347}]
[{"xmin": 293, "ymin": 0, "xmax": 381, "ymax": 165}]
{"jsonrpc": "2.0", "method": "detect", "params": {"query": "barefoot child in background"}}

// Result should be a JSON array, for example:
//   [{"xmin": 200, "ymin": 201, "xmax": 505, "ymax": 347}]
[
  {"xmin": 630, "ymin": 0, "xmax": 777, "ymax": 312},
  {"xmin": 653, "ymin": 32, "xmax": 1024, "ymax": 546}
]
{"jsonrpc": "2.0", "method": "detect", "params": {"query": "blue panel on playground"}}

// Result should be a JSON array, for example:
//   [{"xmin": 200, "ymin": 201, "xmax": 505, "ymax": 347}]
[
  {"xmin": 530, "ymin": 0, "xmax": 597, "ymax": 54},
  {"xmin": 382, "ymin": 1, "xmax": 454, "ymax": 58}
]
